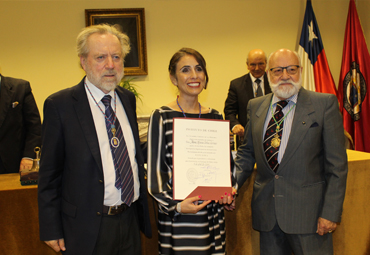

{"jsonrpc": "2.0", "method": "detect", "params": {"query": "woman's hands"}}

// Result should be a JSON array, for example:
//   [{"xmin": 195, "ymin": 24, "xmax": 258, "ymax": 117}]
[
  {"xmin": 177, "ymin": 188, "xmax": 237, "ymax": 214},
  {"xmin": 216, "ymin": 188, "xmax": 237, "ymax": 211},
  {"xmin": 178, "ymin": 195, "xmax": 211, "ymax": 214}
]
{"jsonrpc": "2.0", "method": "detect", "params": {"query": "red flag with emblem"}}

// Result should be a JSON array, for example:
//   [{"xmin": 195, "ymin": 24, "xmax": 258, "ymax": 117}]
[{"xmin": 337, "ymin": 0, "xmax": 370, "ymax": 152}]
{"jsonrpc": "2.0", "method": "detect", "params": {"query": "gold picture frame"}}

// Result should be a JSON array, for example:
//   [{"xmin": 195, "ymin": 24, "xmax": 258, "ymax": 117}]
[{"xmin": 85, "ymin": 8, "xmax": 148, "ymax": 76}]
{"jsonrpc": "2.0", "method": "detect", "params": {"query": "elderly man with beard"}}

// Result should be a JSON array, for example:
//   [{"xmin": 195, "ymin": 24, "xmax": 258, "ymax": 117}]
[
  {"xmin": 38, "ymin": 24, "xmax": 151, "ymax": 255},
  {"xmin": 233, "ymin": 48, "xmax": 347, "ymax": 255}
]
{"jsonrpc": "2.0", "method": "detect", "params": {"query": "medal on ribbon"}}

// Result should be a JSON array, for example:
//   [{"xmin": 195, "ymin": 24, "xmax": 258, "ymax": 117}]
[{"xmin": 110, "ymin": 125, "xmax": 120, "ymax": 148}]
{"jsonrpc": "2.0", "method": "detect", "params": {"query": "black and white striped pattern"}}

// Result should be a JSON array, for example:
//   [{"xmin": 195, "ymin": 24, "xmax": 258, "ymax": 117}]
[{"xmin": 147, "ymin": 106, "xmax": 227, "ymax": 254}]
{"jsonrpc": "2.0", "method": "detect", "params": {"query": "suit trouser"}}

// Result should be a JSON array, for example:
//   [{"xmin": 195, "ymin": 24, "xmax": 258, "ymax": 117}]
[
  {"xmin": 235, "ymin": 135, "xmax": 243, "ymax": 150},
  {"xmin": 92, "ymin": 202, "xmax": 141, "ymax": 255},
  {"xmin": 260, "ymin": 222, "xmax": 333, "ymax": 255}
]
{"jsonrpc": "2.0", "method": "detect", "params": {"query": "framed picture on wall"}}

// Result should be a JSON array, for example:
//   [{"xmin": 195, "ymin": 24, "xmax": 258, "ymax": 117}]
[{"xmin": 85, "ymin": 8, "xmax": 148, "ymax": 76}]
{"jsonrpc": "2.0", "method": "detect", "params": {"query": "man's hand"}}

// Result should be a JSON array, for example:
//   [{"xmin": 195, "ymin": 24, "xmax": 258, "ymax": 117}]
[
  {"xmin": 45, "ymin": 239, "xmax": 66, "ymax": 252},
  {"xmin": 232, "ymin": 124, "xmax": 245, "ymax": 137},
  {"xmin": 317, "ymin": 217, "xmax": 337, "ymax": 236},
  {"xmin": 19, "ymin": 158, "xmax": 33, "ymax": 171}
]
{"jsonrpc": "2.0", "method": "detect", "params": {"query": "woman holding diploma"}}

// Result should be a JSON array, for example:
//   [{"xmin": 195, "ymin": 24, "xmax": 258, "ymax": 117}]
[{"xmin": 147, "ymin": 48, "xmax": 234, "ymax": 254}]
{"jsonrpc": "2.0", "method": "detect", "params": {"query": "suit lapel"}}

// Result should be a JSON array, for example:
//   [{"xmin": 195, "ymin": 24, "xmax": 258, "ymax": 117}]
[
  {"xmin": 115, "ymin": 88, "xmax": 146, "ymax": 169},
  {"xmin": 0, "ymin": 76, "xmax": 14, "ymax": 129},
  {"xmin": 244, "ymin": 74, "xmax": 254, "ymax": 100},
  {"xmin": 72, "ymin": 79, "xmax": 103, "ymax": 173},
  {"xmin": 263, "ymin": 73, "xmax": 272, "ymax": 94},
  {"xmin": 115, "ymin": 88, "xmax": 140, "ymax": 145},
  {"xmin": 70, "ymin": 82, "xmax": 140, "ymax": 173},
  {"xmin": 279, "ymin": 88, "xmax": 316, "ymax": 169},
  {"xmin": 245, "ymin": 73, "xmax": 272, "ymax": 99},
  {"xmin": 255, "ymin": 94, "xmax": 273, "ymax": 163}
]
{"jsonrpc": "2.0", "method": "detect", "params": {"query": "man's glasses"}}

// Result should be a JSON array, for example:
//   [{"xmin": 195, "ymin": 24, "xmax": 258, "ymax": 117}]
[{"xmin": 269, "ymin": 65, "xmax": 300, "ymax": 76}]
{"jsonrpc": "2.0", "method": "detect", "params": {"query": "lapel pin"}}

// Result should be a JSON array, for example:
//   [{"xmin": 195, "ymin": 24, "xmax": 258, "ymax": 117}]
[
  {"xmin": 12, "ymin": 102, "xmax": 19, "ymax": 108},
  {"xmin": 302, "ymin": 121, "xmax": 306, "ymax": 125}
]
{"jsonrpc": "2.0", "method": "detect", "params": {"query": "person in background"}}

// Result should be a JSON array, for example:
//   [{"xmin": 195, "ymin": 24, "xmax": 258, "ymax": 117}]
[
  {"xmin": 224, "ymin": 49, "xmax": 271, "ymax": 148},
  {"xmin": 233, "ymin": 48, "xmax": 347, "ymax": 255},
  {"xmin": 38, "ymin": 24, "xmax": 151, "ymax": 255},
  {"xmin": 0, "ymin": 74, "xmax": 41, "ymax": 174},
  {"xmin": 147, "ymin": 48, "xmax": 234, "ymax": 254}
]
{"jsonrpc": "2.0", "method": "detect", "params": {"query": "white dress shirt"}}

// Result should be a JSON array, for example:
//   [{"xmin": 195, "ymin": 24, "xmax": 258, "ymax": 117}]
[
  {"xmin": 85, "ymin": 78, "xmax": 139, "ymax": 206},
  {"xmin": 263, "ymin": 93, "xmax": 298, "ymax": 163},
  {"xmin": 250, "ymin": 73, "xmax": 266, "ymax": 97}
]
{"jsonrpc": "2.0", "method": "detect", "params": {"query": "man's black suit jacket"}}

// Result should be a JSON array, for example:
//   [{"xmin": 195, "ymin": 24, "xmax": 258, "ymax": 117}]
[
  {"xmin": 0, "ymin": 74, "xmax": 41, "ymax": 173},
  {"xmin": 224, "ymin": 73, "xmax": 271, "ymax": 130},
  {"xmin": 38, "ymin": 78, "xmax": 151, "ymax": 255}
]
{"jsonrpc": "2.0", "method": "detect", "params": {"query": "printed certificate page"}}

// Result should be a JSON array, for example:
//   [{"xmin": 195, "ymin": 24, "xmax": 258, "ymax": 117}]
[{"xmin": 173, "ymin": 118, "xmax": 232, "ymax": 200}]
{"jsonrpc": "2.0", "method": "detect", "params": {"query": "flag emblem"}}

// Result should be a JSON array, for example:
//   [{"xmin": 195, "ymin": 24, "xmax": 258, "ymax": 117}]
[{"xmin": 343, "ymin": 61, "xmax": 367, "ymax": 121}]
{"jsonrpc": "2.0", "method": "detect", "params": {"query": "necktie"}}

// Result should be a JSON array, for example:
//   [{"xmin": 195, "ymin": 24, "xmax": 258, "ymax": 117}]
[
  {"xmin": 263, "ymin": 100, "xmax": 288, "ymax": 172},
  {"xmin": 101, "ymin": 95, "xmax": 134, "ymax": 206},
  {"xmin": 255, "ymin": 78, "xmax": 263, "ymax": 97}
]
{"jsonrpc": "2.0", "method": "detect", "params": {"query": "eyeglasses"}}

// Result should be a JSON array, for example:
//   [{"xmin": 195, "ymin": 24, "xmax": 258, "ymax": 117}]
[{"xmin": 269, "ymin": 65, "xmax": 300, "ymax": 76}]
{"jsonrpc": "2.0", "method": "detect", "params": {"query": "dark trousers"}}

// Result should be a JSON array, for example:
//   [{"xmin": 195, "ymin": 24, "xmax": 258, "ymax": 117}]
[
  {"xmin": 260, "ymin": 222, "xmax": 333, "ymax": 255},
  {"xmin": 92, "ymin": 202, "xmax": 141, "ymax": 255}
]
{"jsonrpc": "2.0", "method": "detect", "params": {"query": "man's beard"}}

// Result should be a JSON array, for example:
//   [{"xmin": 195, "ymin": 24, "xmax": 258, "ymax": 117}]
[
  {"xmin": 268, "ymin": 75, "xmax": 302, "ymax": 99},
  {"xmin": 86, "ymin": 68, "xmax": 124, "ymax": 93}
]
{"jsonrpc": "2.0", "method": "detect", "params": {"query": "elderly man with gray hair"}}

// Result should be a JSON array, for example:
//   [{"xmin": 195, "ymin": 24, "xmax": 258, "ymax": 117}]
[
  {"xmin": 233, "ymin": 48, "xmax": 347, "ymax": 255},
  {"xmin": 38, "ymin": 24, "xmax": 151, "ymax": 255}
]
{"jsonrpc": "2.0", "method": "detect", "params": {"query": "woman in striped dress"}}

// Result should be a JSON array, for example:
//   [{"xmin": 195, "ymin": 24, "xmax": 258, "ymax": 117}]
[{"xmin": 147, "ymin": 48, "xmax": 235, "ymax": 254}]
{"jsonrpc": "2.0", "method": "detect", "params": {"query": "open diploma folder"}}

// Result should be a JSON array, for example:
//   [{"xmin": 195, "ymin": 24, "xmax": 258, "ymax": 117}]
[{"xmin": 173, "ymin": 118, "xmax": 232, "ymax": 200}]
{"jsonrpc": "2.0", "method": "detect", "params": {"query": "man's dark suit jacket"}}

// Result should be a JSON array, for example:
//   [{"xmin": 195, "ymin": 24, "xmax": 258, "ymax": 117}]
[
  {"xmin": 38, "ymin": 78, "xmax": 151, "ymax": 255},
  {"xmin": 0, "ymin": 74, "xmax": 41, "ymax": 173},
  {"xmin": 224, "ymin": 73, "xmax": 271, "ymax": 131}
]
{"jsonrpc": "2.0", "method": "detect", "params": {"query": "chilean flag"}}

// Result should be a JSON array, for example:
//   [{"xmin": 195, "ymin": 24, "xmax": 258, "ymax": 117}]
[{"xmin": 297, "ymin": 0, "xmax": 337, "ymax": 95}]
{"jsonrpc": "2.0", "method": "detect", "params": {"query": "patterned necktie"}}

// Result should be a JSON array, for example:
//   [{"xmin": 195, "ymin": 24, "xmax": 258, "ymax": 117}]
[
  {"xmin": 101, "ymin": 95, "xmax": 134, "ymax": 206},
  {"xmin": 263, "ymin": 100, "xmax": 288, "ymax": 172},
  {"xmin": 255, "ymin": 78, "xmax": 263, "ymax": 97}
]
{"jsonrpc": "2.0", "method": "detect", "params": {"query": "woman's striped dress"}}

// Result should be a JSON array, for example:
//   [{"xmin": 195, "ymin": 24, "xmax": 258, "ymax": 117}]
[{"xmin": 147, "ymin": 106, "xmax": 228, "ymax": 255}]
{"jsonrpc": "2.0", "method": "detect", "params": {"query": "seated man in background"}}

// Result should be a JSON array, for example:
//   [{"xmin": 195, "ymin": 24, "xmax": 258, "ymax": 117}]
[{"xmin": 0, "ymin": 74, "xmax": 41, "ymax": 174}]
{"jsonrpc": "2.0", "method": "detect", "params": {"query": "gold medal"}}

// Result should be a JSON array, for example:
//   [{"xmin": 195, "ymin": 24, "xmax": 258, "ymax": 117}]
[
  {"xmin": 111, "ymin": 137, "xmax": 120, "ymax": 148},
  {"xmin": 271, "ymin": 134, "xmax": 281, "ymax": 148},
  {"xmin": 111, "ymin": 127, "xmax": 116, "ymax": 137},
  {"xmin": 110, "ymin": 124, "xmax": 119, "ymax": 148}
]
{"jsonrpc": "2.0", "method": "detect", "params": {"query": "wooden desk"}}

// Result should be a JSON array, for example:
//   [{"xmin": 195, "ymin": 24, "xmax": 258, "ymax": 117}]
[
  {"xmin": 0, "ymin": 174, "xmax": 59, "ymax": 255},
  {"xmin": 332, "ymin": 150, "xmax": 370, "ymax": 255},
  {"xmin": 223, "ymin": 149, "xmax": 370, "ymax": 255},
  {"xmin": 0, "ymin": 174, "xmax": 159, "ymax": 255},
  {"xmin": 2, "ymin": 149, "xmax": 370, "ymax": 254}
]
